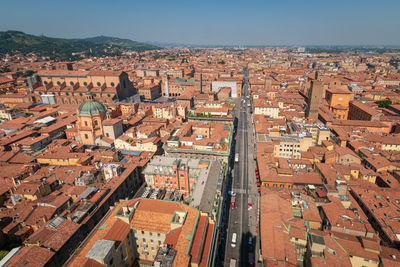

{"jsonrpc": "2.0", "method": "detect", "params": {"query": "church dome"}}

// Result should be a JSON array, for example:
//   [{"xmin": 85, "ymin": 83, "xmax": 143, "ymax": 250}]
[{"xmin": 78, "ymin": 100, "xmax": 106, "ymax": 115}]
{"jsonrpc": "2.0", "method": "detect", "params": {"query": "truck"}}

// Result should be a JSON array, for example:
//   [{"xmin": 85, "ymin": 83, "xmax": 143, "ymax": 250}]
[{"xmin": 235, "ymin": 153, "xmax": 239, "ymax": 163}]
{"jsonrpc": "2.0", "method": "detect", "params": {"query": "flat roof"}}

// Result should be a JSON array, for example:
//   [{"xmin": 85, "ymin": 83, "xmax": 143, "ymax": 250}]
[
  {"xmin": 191, "ymin": 160, "xmax": 222, "ymax": 214},
  {"xmin": 86, "ymin": 239, "xmax": 115, "ymax": 261}
]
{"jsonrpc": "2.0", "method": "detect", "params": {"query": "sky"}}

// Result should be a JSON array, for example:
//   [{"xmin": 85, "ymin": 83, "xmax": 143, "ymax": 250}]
[{"xmin": 1, "ymin": 0, "xmax": 400, "ymax": 46}]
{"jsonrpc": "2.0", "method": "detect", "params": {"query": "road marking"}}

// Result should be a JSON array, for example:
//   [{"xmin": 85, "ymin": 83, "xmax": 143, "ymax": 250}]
[{"xmin": 231, "ymin": 188, "xmax": 246, "ymax": 194}]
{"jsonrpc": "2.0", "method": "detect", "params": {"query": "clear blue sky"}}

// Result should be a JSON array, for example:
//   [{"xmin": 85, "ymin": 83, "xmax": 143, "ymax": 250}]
[{"xmin": 1, "ymin": 0, "xmax": 399, "ymax": 45}]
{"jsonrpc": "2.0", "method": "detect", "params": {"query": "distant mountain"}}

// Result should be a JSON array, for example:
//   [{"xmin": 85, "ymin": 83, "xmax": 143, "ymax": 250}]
[{"xmin": 0, "ymin": 30, "xmax": 160, "ymax": 60}]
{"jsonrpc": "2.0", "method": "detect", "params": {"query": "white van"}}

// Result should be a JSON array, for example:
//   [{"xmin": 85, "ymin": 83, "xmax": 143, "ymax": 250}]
[{"xmin": 231, "ymin": 233, "xmax": 237, "ymax": 247}]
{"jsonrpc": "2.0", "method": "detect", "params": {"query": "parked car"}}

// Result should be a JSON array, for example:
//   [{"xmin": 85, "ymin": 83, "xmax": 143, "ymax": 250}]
[{"xmin": 231, "ymin": 233, "xmax": 237, "ymax": 248}]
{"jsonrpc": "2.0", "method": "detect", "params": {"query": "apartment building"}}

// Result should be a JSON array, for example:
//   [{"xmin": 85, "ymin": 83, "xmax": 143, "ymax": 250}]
[
  {"xmin": 143, "ymin": 156, "xmax": 211, "ymax": 197},
  {"xmin": 69, "ymin": 198, "xmax": 214, "ymax": 266}
]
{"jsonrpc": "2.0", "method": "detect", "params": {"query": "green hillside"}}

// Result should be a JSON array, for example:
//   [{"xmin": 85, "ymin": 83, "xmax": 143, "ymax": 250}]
[{"xmin": 0, "ymin": 31, "xmax": 160, "ymax": 60}]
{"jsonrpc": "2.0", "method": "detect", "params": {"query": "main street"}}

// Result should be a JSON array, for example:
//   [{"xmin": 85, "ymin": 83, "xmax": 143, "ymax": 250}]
[{"xmin": 223, "ymin": 67, "xmax": 259, "ymax": 266}]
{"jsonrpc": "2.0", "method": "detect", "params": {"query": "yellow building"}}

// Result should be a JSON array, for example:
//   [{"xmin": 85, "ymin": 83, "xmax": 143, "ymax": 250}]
[{"xmin": 36, "ymin": 152, "xmax": 91, "ymax": 166}]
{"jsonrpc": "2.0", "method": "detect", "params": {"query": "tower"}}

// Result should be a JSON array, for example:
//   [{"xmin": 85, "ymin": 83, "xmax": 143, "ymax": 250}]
[
  {"xmin": 194, "ymin": 73, "xmax": 203, "ymax": 93},
  {"xmin": 306, "ymin": 80, "xmax": 324, "ymax": 119},
  {"xmin": 264, "ymin": 77, "xmax": 272, "ymax": 90}
]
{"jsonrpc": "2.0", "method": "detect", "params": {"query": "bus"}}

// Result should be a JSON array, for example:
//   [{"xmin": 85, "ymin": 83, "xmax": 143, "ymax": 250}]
[
  {"xmin": 235, "ymin": 153, "xmax": 239, "ymax": 163},
  {"xmin": 230, "ymin": 196, "xmax": 236, "ymax": 209}
]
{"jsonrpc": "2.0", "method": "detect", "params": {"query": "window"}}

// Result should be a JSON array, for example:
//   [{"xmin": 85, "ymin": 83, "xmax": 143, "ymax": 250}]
[
  {"xmin": 57, "ymin": 81, "xmax": 61, "ymax": 85},
  {"xmin": 84, "ymin": 82, "xmax": 87, "ymax": 86},
  {"xmin": 94, "ymin": 120, "xmax": 98, "ymax": 126},
  {"xmin": 84, "ymin": 121, "xmax": 88, "ymax": 126},
  {"xmin": 84, "ymin": 134, "xmax": 88, "ymax": 139},
  {"xmin": 44, "ymin": 81, "xmax": 48, "ymax": 85},
  {"xmin": 97, "ymin": 82, "xmax": 101, "ymax": 86},
  {"xmin": 111, "ymin": 82, "xmax": 115, "ymax": 87},
  {"xmin": 106, "ymin": 133, "xmax": 110, "ymax": 137},
  {"xmin": 70, "ymin": 81, "xmax": 74, "ymax": 86}
]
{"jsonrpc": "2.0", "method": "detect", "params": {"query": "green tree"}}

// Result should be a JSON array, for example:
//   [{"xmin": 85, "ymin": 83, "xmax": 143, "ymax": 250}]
[
  {"xmin": 376, "ymin": 99, "xmax": 392, "ymax": 108},
  {"xmin": 0, "ymin": 250, "xmax": 9, "ymax": 260},
  {"xmin": 22, "ymin": 70, "xmax": 35, "ymax": 77}
]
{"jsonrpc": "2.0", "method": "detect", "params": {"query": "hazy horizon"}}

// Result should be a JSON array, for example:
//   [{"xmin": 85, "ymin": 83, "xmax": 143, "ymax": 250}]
[{"xmin": 1, "ymin": 0, "xmax": 400, "ymax": 46}]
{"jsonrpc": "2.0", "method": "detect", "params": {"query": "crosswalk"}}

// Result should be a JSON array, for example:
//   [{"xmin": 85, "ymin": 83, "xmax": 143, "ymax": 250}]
[{"xmin": 231, "ymin": 188, "xmax": 247, "ymax": 194}]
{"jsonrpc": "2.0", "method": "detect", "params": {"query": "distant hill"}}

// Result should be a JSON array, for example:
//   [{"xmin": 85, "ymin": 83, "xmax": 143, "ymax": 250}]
[
  {"xmin": 81, "ymin": 36, "xmax": 158, "ymax": 51},
  {"xmin": 0, "ymin": 30, "xmax": 160, "ymax": 60}
]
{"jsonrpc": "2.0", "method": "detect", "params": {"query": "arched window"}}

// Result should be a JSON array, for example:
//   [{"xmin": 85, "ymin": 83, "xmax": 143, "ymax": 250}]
[{"xmin": 70, "ymin": 81, "xmax": 74, "ymax": 86}]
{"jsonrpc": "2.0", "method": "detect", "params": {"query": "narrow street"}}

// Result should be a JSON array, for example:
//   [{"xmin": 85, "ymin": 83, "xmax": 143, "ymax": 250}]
[{"xmin": 223, "ymin": 68, "xmax": 259, "ymax": 266}]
